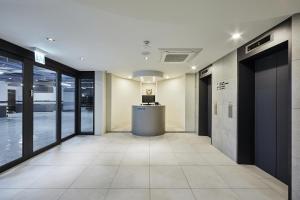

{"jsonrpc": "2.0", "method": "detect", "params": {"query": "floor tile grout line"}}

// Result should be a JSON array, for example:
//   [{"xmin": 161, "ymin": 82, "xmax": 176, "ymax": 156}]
[
  {"xmin": 107, "ymin": 147, "xmax": 126, "ymax": 189},
  {"xmin": 57, "ymin": 164, "xmax": 89, "ymax": 191},
  {"xmin": 179, "ymin": 165, "xmax": 197, "ymax": 200},
  {"xmin": 56, "ymin": 188, "xmax": 68, "ymax": 200}
]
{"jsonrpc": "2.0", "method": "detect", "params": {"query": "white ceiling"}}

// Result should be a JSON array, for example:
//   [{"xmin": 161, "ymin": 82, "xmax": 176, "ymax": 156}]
[{"xmin": 0, "ymin": 0, "xmax": 299, "ymax": 78}]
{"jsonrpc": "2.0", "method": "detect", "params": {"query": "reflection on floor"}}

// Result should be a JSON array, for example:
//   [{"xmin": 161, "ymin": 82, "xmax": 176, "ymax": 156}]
[
  {"xmin": 0, "ymin": 111, "xmax": 92, "ymax": 166},
  {"xmin": 0, "ymin": 133, "xmax": 288, "ymax": 200}
]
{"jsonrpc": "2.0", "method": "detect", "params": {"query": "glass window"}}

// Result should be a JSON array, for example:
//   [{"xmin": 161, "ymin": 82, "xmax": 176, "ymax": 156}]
[
  {"xmin": 0, "ymin": 55, "xmax": 23, "ymax": 166},
  {"xmin": 80, "ymin": 79, "xmax": 94, "ymax": 133},
  {"xmin": 33, "ymin": 66, "xmax": 57, "ymax": 151},
  {"xmin": 61, "ymin": 75, "xmax": 75, "ymax": 138}
]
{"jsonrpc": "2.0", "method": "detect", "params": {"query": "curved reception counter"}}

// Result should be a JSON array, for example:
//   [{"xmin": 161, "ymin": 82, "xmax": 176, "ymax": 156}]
[{"xmin": 132, "ymin": 105, "xmax": 165, "ymax": 136}]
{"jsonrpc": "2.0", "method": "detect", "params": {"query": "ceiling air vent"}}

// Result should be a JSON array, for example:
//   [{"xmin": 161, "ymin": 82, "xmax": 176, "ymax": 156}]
[{"xmin": 160, "ymin": 48, "xmax": 202, "ymax": 63}]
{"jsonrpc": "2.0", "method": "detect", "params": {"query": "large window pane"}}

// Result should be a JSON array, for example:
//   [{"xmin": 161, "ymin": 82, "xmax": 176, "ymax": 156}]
[
  {"xmin": 80, "ymin": 79, "xmax": 94, "ymax": 133},
  {"xmin": 0, "ymin": 56, "xmax": 23, "ymax": 166},
  {"xmin": 61, "ymin": 75, "xmax": 75, "ymax": 138},
  {"xmin": 33, "ymin": 66, "xmax": 57, "ymax": 151}
]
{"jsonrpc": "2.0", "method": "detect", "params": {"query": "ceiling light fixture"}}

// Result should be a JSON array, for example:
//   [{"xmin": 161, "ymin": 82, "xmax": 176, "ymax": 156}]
[
  {"xmin": 128, "ymin": 76, "xmax": 132, "ymax": 79},
  {"xmin": 142, "ymin": 41, "xmax": 151, "ymax": 61},
  {"xmin": 165, "ymin": 76, "xmax": 170, "ymax": 79},
  {"xmin": 191, "ymin": 65, "xmax": 197, "ymax": 70},
  {"xmin": 80, "ymin": 57, "xmax": 85, "ymax": 61},
  {"xmin": 0, "ymin": 72, "xmax": 4, "ymax": 75},
  {"xmin": 46, "ymin": 37, "xmax": 55, "ymax": 42},
  {"xmin": 231, "ymin": 32, "xmax": 242, "ymax": 40}
]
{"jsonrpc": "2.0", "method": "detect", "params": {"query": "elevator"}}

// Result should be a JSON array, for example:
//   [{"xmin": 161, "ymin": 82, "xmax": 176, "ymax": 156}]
[
  {"xmin": 198, "ymin": 67, "xmax": 212, "ymax": 138},
  {"xmin": 238, "ymin": 39, "xmax": 291, "ymax": 188},
  {"xmin": 254, "ymin": 48, "xmax": 289, "ymax": 183}
]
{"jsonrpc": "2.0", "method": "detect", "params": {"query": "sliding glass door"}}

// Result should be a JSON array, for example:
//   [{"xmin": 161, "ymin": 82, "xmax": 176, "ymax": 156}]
[
  {"xmin": 33, "ymin": 66, "xmax": 57, "ymax": 151},
  {"xmin": 0, "ymin": 55, "xmax": 23, "ymax": 166},
  {"xmin": 61, "ymin": 74, "xmax": 75, "ymax": 138}
]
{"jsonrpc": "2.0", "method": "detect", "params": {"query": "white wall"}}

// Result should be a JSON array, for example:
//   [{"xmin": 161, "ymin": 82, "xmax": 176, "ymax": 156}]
[
  {"xmin": 95, "ymin": 71, "xmax": 106, "ymax": 135},
  {"xmin": 157, "ymin": 76, "xmax": 186, "ymax": 131},
  {"xmin": 109, "ymin": 74, "xmax": 140, "ymax": 131},
  {"xmin": 34, "ymin": 87, "xmax": 56, "ymax": 101},
  {"xmin": 211, "ymin": 51, "xmax": 238, "ymax": 161},
  {"xmin": 185, "ymin": 74, "xmax": 197, "ymax": 132},
  {"xmin": 0, "ymin": 81, "xmax": 8, "ymax": 102},
  {"xmin": 102, "ymin": 74, "xmax": 197, "ymax": 133}
]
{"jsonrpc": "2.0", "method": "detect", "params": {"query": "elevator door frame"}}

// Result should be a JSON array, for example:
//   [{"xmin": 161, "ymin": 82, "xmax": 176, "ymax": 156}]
[
  {"xmin": 198, "ymin": 73, "xmax": 212, "ymax": 141},
  {"xmin": 237, "ymin": 41, "xmax": 291, "ymax": 188}
]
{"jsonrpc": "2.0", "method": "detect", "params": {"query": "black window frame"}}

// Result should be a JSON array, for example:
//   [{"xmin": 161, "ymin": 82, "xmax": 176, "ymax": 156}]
[{"xmin": 0, "ymin": 38, "xmax": 80, "ymax": 173}]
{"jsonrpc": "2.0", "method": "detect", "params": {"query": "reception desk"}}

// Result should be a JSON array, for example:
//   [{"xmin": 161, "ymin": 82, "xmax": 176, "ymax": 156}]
[{"xmin": 132, "ymin": 105, "xmax": 165, "ymax": 136}]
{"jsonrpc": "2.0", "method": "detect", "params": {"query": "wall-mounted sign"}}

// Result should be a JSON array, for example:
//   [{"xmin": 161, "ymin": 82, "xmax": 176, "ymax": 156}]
[
  {"xmin": 34, "ymin": 50, "xmax": 45, "ymax": 65},
  {"xmin": 217, "ymin": 81, "xmax": 229, "ymax": 90}
]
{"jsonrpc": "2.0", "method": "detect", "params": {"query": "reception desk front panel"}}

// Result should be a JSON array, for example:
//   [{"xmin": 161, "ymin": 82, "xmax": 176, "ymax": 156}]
[{"xmin": 132, "ymin": 105, "xmax": 165, "ymax": 136}]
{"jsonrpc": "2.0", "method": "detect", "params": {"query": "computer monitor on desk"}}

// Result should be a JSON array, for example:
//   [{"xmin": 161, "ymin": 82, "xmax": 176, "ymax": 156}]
[{"xmin": 142, "ymin": 95, "xmax": 155, "ymax": 105}]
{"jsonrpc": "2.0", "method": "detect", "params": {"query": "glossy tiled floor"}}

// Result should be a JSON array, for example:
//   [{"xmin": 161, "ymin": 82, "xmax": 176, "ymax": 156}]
[
  {"xmin": 0, "ymin": 111, "xmax": 93, "ymax": 166},
  {"xmin": 0, "ymin": 133, "xmax": 288, "ymax": 200}
]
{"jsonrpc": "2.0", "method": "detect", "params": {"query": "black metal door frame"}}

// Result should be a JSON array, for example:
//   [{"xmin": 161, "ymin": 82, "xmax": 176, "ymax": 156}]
[{"xmin": 0, "ymin": 39, "xmax": 79, "ymax": 173}]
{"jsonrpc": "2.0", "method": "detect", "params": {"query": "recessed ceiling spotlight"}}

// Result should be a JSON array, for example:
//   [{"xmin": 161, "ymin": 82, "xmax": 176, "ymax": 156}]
[
  {"xmin": 145, "ymin": 56, "xmax": 149, "ymax": 60},
  {"xmin": 191, "ymin": 65, "xmax": 197, "ymax": 70},
  {"xmin": 231, "ymin": 32, "xmax": 242, "ymax": 40},
  {"xmin": 128, "ymin": 76, "xmax": 132, "ymax": 79},
  {"xmin": 46, "ymin": 37, "xmax": 55, "ymax": 42},
  {"xmin": 165, "ymin": 76, "xmax": 169, "ymax": 79},
  {"xmin": 0, "ymin": 72, "xmax": 3, "ymax": 75},
  {"xmin": 80, "ymin": 57, "xmax": 85, "ymax": 61}
]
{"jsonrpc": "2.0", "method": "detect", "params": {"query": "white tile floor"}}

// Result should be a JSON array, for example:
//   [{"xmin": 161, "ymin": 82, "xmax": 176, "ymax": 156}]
[{"xmin": 0, "ymin": 133, "xmax": 288, "ymax": 200}]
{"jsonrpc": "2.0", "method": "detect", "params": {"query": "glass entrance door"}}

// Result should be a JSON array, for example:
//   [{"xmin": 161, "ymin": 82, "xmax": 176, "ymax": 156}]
[
  {"xmin": 61, "ymin": 74, "xmax": 75, "ymax": 139},
  {"xmin": 33, "ymin": 66, "xmax": 57, "ymax": 151},
  {"xmin": 80, "ymin": 78, "xmax": 94, "ymax": 134},
  {"xmin": 0, "ymin": 55, "xmax": 23, "ymax": 166}
]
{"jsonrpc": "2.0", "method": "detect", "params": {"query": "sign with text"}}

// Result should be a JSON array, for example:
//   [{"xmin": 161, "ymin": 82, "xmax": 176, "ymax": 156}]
[
  {"xmin": 217, "ymin": 81, "xmax": 229, "ymax": 90},
  {"xmin": 34, "ymin": 50, "xmax": 45, "ymax": 65}
]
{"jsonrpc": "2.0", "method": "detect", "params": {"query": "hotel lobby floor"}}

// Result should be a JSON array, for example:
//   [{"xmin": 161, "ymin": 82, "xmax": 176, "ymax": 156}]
[{"xmin": 0, "ymin": 133, "xmax": 288, "ymax": 200}]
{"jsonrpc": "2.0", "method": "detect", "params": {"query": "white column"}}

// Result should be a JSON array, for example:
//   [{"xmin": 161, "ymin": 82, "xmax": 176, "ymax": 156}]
[{"xmin": 94, "ymin": 71, "xmax": 106, "ymax": 135}]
